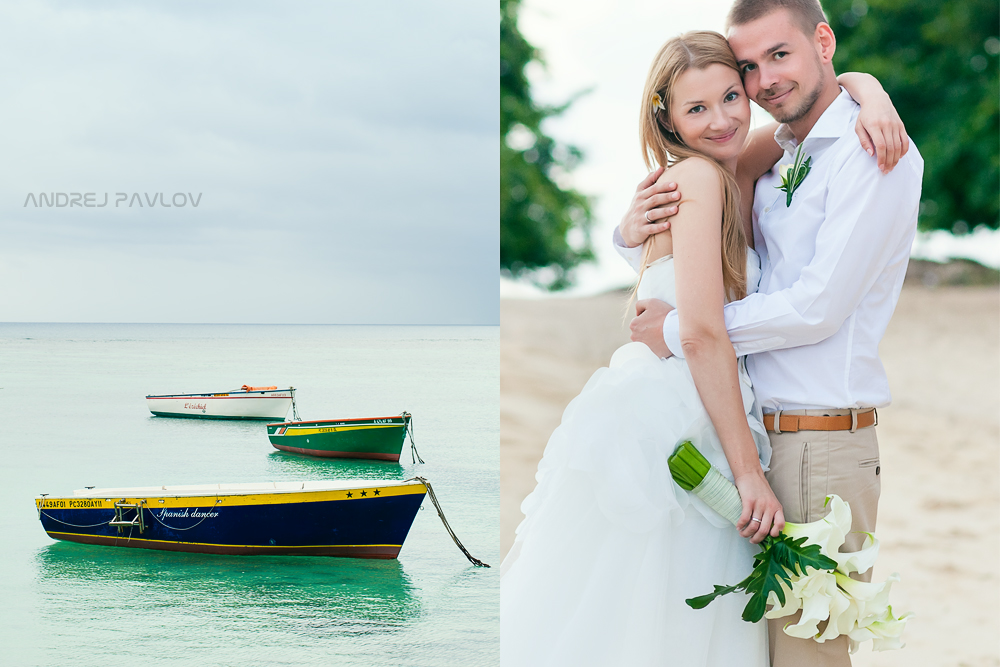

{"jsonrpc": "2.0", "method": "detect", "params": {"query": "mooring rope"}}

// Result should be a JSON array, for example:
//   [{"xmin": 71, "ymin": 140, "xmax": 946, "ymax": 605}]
[
  {"xmin": 404, "ymin": 412, "xmax": 425, "ymax": 464},
  {"xmin": 406, "ymin": 476, "xmax": 489, "ymax": 567},
  {"xmin": 38, "ymin": 511, "xmax": 114, "ymax": 528}
]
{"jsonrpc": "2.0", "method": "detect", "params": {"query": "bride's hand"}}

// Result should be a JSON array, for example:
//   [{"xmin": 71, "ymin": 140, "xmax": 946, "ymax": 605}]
[
  {"xmin": 619, "ymin": 167, "xmax": 681, "ymax": 247},
  {"xmin": 733, "ymin": 470, "xmax": 785, "ymax": 544},
  {"xmin": 855, "ymin": 101, "xmax": 909, "ymax": 174},
  {"xmin": 839, "ymin": 71, "xmax": 909, "ymax": 174}
]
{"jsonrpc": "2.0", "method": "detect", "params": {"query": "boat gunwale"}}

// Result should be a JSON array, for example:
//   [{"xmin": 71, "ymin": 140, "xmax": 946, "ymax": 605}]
[
  {"xmin": 37, "ymin": 479, "xmax": 425, "ymax": 501},
  {"xmin": 267, "ymin": 415, "xmax": 410, "ymax": 428},
  {"xmin": 145, "ymin": 389, "xmax": 294, "ymax": 399}
]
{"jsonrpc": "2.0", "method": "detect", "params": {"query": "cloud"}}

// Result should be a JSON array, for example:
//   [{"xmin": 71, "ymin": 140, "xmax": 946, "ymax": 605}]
[{"xmin": 0, "ymin": 0, "xmax": 499, "ymax": 324}]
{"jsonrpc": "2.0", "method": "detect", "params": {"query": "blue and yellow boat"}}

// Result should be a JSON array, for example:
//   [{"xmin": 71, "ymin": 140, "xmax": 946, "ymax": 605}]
[{"xmin": 35, "ymin": 479, "xmax": 426, "ymax": 559}]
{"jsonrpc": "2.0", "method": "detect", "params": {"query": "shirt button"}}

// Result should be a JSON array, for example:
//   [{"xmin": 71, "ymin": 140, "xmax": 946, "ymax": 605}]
[{"xmin": 764, "ymin": 207, "xmax": 770, "ymax": 213}]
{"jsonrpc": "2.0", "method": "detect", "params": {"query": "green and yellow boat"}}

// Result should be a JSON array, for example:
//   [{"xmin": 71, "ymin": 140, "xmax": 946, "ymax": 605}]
[{"xmin": 267, "ymin": 413, "xmax": 419, "ymax": 462}]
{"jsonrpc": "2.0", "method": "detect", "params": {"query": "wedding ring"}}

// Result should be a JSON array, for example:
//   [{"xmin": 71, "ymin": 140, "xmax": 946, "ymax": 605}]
[
  {"xmin": 644, "ymin": 210, "xmax": 652, "ymax": 223},
  {"xmin": 751, "ymin": 517, "xmax": 762, "ymax": 523}
]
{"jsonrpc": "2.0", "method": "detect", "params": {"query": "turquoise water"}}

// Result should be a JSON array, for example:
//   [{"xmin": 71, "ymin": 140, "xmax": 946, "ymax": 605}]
[{"xmin": 0, "ymin": 324, "xmax": 499, "ymax": 666}]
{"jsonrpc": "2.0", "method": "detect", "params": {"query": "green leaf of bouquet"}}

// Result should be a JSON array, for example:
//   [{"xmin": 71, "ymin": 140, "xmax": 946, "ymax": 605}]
[
  {"xmin": 741, "ymin": 554, "xmax": 789, "ymax": 622},
  {"xmin": 686, "ymin": 582, "xmax": 744, "ymax": 609},
  {"xmin": 679, "ymin": 442, "xmax": 711, "ymax": 477},
  {"xmin": 770, "ymin": 534, "xmax": 837, "ymax": 576},
  {"xmin": 668, "ymin": 457, "xmax": 699, "ymax": 490},
  {"xmin": 739, "ymin": 534, "xmax": 838, "ymax": 623},
  {"xmin": 683, "ymin": 528, "xmax": 841, "ymax": 624},
  {"xmin": 669, "ymin": 441, "xmax": 712, "ymax": 490}
]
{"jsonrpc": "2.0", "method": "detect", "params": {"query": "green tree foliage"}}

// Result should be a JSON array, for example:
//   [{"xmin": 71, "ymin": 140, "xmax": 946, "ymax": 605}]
[
  {"xmin": 501, "ymin": 0, "xmax": 593, "ymax": 289},
  {"xmin": 826, "ymin": 0, "xmax": 999, "ymax": 232}
]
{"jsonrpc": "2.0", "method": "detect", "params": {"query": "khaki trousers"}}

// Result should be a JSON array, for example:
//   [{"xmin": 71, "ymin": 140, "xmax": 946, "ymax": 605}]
[{"xmin": 763, "ymin": 409, "xmax": 881, "ymax": 667}]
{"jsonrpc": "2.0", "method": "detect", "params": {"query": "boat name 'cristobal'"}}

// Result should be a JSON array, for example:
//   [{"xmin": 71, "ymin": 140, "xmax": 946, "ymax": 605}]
[
  {"xmin": 157, "ymin": 508, "xmax": 219, "ymax": 519},
  {"xmin": 184, "ymin": 403, "xmax": 207, "ymax": 410}
]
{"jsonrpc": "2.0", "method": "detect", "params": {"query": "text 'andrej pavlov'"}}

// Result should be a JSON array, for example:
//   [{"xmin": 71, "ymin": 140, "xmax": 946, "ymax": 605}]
[{"xmin": 23, "ymin": 193, "xmax": 203, "ymax": 208}]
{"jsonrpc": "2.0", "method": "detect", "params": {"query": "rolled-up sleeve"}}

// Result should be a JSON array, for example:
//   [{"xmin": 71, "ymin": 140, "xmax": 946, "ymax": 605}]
[{"xmin": 613, "ymin": 226, "xmax": 644, "ymax": 273}]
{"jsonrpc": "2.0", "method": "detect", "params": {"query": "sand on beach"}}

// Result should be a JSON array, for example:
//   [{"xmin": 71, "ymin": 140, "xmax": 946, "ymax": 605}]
[{"xmin": 501, "ymin": 283, "xmax": 1000, "ymax": 667}]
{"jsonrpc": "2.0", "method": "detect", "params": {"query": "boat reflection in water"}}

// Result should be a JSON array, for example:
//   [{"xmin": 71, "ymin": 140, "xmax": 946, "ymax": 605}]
[
  {"xmin": 33, "ymin": 542, "xmax": 420, "ymax": 636},
  {"xmin": 264, "ymin": 450, "xmax": 409, "ymax": 480}
]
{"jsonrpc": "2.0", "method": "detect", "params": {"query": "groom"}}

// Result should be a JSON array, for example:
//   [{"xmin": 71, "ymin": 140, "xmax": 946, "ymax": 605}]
[{"xmin": 616, "ymin": 1, "xmax": 922, "ymax": 666}]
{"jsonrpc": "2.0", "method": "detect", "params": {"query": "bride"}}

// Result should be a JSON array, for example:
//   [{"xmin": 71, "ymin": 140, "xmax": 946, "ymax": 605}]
[{"xmin": 500, "ymin": 31, "xmax": 905, "ymax": 666}]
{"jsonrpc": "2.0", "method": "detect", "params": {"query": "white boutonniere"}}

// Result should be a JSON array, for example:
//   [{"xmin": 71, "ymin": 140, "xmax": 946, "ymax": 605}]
[{"xmin": 776, "ymin": 143, "xmax": 812, "ymax": 206}]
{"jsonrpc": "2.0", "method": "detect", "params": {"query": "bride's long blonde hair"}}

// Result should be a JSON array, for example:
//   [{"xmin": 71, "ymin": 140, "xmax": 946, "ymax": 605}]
[{"xmin": 637, "ymin": 31, "xmax": 748, "ymax": 301}]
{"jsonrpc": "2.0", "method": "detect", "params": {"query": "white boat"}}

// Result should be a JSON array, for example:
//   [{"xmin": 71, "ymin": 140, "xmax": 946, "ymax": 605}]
[{"xmin": 145, "ymin": 385, "xmax": 297, "ymax": 421}]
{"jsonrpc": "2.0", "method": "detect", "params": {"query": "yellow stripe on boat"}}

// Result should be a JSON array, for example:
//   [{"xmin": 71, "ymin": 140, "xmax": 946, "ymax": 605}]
[
  {"xmin": 283, "ymin": 424, "xmax": 401, "ymax": 436},
  {"xmin": 35, "ymin": 483, "xmax": 426, "ymax": 510}
]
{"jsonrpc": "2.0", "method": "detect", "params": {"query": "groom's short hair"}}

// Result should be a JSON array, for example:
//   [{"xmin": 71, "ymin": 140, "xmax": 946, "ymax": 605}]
[{"xmin": 726, "ymin": 0, "xmax": 829, "ymax": 37}]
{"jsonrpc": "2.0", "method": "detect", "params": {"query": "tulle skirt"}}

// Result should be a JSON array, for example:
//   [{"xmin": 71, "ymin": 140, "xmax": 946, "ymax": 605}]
[{"xmin": 501, "ymin": 342, "xmax": 771, "ymax": 666}]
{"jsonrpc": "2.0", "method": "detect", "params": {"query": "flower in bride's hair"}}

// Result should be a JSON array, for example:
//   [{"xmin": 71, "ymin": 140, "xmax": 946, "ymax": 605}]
[{"xmin": 652, "ymin": 92, "xmax": 665, "ymax": 114}]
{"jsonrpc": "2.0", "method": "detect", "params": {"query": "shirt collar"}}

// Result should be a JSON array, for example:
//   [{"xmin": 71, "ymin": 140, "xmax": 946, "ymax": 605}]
[{"xmin": 773, "ymin": 87, "xmax": 858, "ymax": 154}]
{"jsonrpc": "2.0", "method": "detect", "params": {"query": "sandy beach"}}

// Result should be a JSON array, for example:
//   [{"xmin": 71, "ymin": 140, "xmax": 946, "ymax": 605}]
[{"xmin": 501, "ymin": 281, "xmax": 1000, "ymax": 667}]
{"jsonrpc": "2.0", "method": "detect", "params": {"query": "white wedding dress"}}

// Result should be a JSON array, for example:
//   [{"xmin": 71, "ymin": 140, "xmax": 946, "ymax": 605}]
[{"xmin": 501, "ymin": 249, "xmax": 771, "ymax": 666}]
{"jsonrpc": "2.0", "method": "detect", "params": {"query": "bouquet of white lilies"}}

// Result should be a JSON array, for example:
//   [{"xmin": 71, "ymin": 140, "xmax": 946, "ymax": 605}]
[{"xmin": 669, "ymin": 441, "xmax": 910, "ymax": 652}]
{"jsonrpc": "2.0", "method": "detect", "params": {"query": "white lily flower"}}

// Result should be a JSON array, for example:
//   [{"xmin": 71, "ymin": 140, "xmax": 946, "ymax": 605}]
[
  {"xmin": 764, "ymin": 578, "xmax": 799, "ymax": 619},
  {"xmin": 778, "ymin": 163, "xmax": 793, "ymax": 180},
  {"xmin": 781, "ymin": 570, "xmax": 840, "ymax": 639},
  {"xmin": 834, "ymin": 531, "xmax": 879, "ymax": 576},
  {"xmin": 816, "ymin": 586, "xmax": 856, "ymax": 642},
  {"xmin": 848, "ymin": 603, "xmax": 911, "ymax": 651},
  {"xmin": 835, "ymin": 571, "xmax": 895, "ymax": 620},
  {"xmin": 781, "ymin": 494, "xmax": 852, "ymax": 558}
]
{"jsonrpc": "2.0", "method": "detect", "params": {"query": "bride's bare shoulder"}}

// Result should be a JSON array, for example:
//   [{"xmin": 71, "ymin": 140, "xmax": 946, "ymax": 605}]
[{"xmin": 660, "ymin": 156, "xmax": 723, "ymax": 197}]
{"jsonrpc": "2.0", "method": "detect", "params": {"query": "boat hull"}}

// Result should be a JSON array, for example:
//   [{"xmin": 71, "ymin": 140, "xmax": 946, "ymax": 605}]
[
  {"xmin": 36, "ymin": 480, "xmax": 425, "ymax": 559},
  {"xmin": 267, "ymin": 415, "xmax": 410, "ymax": 462},
  {"xmin": 146, "ymin": 389, "xmax": 294, "ymax": 421}
]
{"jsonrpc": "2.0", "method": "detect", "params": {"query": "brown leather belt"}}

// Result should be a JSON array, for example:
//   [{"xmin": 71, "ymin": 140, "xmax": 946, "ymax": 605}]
[{"xmin": 763, "ymin": 409, "xmax": 876, "ymax": 433}]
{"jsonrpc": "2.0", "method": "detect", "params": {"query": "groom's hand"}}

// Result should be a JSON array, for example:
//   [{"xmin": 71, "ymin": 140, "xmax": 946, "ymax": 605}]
[
  {"xmin": 630, "ymin": 299, "xmax": 674, "ymax": 358},
  {"xmin": 619, "ymin": 167, "xmax": 681, "ymax": 247}
]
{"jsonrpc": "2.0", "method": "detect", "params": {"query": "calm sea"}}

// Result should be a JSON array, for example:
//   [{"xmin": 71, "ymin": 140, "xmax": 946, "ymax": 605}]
[{"xmin": 0, "ymin": 323, "xmax": 499, "ymax": 666}]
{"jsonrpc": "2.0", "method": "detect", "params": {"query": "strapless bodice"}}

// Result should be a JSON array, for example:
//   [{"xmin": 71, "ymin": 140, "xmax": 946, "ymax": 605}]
[{"xmin": 637, "ymin": 248, "xmax": 762, "ymax": 306}]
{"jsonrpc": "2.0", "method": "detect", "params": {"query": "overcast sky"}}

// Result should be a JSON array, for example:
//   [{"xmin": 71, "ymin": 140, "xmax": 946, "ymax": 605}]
[{"xmin": 0, "ymin": 0, "xmax": 498, "ymax": 324}]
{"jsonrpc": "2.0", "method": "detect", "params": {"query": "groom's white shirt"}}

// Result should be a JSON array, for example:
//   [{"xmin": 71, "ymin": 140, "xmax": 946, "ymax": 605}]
[{"xmin": 615, "ymin": 89, "xmax": 924, "ymax": 411}]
